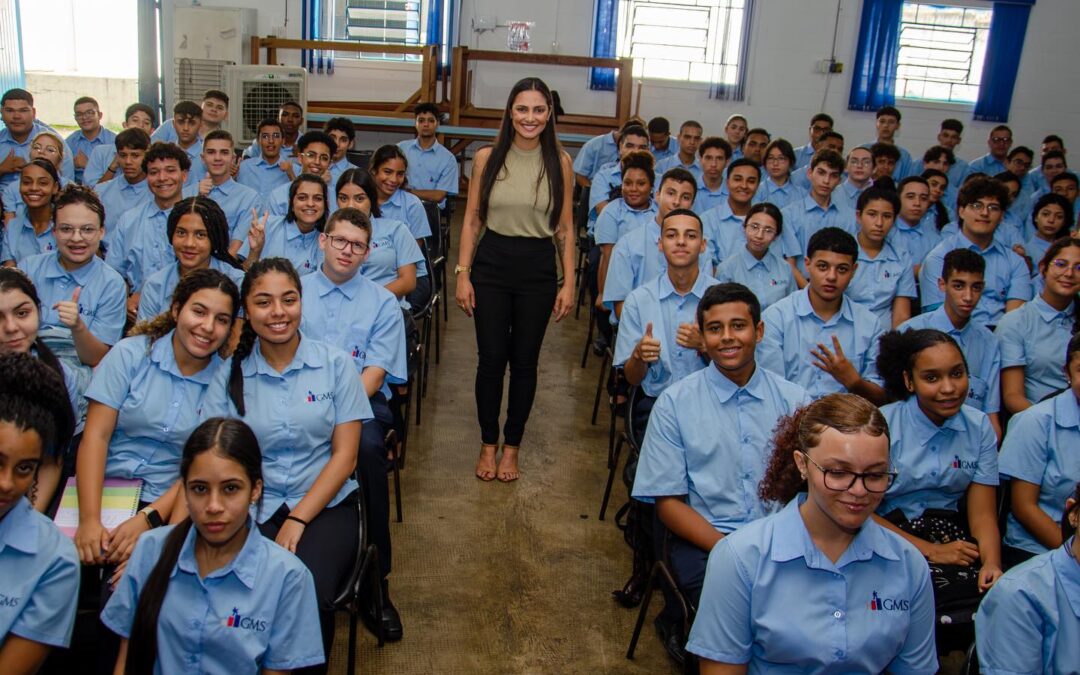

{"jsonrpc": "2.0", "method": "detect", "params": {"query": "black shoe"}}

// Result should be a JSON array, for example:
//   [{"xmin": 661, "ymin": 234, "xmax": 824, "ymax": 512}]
[
  {"xmin": 362, "ymin": 580, "xmax": 404, "ymax": 642},
  {"xmin": 654, "ymin": 614, "xmax": 686, "ymax": 667},
  {"xmin": 592, "ymin": 335, "xmax": 608, "ymax": 357}
]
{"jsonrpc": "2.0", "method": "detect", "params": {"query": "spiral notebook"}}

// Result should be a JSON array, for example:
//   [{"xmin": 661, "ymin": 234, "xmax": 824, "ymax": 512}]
[{"xmin": 53, "ymin": 478, "xmax": 142, "ymax": 539}]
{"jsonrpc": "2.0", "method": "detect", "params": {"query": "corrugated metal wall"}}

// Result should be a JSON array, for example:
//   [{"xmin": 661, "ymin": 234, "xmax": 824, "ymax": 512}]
[{"xmin": 0, "ymin": 0, "xmax": 25, "ymax": 100}]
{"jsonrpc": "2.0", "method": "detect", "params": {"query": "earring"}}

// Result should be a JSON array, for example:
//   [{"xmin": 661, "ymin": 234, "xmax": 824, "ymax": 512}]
[{"xmin": 800, "ymin": 473, "xmax": 807, "ymax": 480}]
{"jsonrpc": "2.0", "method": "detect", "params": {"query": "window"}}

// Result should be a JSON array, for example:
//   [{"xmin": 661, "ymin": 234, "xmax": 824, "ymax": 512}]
[
  {"xmin": 615, "ymin": 0, "xmax": 749, "ymax": 84},
  {"xmin": 894, "ymin": 2, "xmax": 992, "ymax": 104},
  {"xmin": 328, "ymin": 0, "xmax": 429, "ymax": 61}
]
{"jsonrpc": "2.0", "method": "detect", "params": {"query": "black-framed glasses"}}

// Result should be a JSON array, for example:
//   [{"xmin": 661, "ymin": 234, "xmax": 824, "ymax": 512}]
[
  {"xmin": 800, "ymin": 452, "xmax": 896, "ymax": 493},
  {"xmin": 325, "ymin": 234, "xmax": 368, "ymax": 255}
]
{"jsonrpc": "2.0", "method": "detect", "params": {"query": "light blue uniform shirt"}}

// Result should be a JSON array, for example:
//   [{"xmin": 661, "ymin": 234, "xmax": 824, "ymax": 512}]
[
  {"xmin": 758, "ymin": 177, "xmax": 806, "ymax": 210},
  {"xmin": 328, "ymin": 157, "xmax": 355, "ymax": 187},
  {"xmin": 879, "ymin": 397, "xmax": 998, "ymax": 519},
  {"xmin": 998, "ymin": 390, "xmax": 1080, "ymax": 554},
  {"xmin": 2, "ymin": 177, "xmax": 70, "ymax": 215},
  {"xmin": 966, "ymin": 154, "xmax": 1006, "ymax": 179},
  {"xmin": 238, "ymin": 215, "xmax": 323, "ymax": 276},
  {"xmin": 243, "ymin": 141, "xmax": 297, "ymax": 161},
  {"xmin": 947, "ymin": 157, "xmax": 968, "ymax": 189},
  {"xmin": 975, "ymin": 539, "xmax": 1080, "ymax": 675},
  {"xmin": 613, "ymin": 271, "xmax": 718, "ymax": 397},
  {"xmin": 398, "ymin": 138, "xmax": 459, "ymax": 208},
  {"xmin": 86, "ymin": 332, "xmax": 226, "ymax": 500},
  {"xmin": 715, "ymin": 245, "xmax": 796, "ymax": 310},
  {"xmin": 0, "ymin": 208, "xmax": 55, "ymax": 264},
  {"xmin": 919, "ymin": 230, "xmax": 1033, "ymax": 326},
  {"xmin": 137, "ymin": 258, "xmax": 245, "ymax": 322},
  {"xmin": 66, "ymin": 127, "xmax": 116, "ymax": 184},
  {"xmin": 202, "ymin": 337, "xmax": 371, "ymax": 519},
  {"xmin": 632, "ymin": 365, "xmax": 809, "ymax": 531},
  {"xmin": 301, "ymin": 268, "xmax": 408, "ymax": 399},
  {"xmin": 106, "ymin": 199, "xmax": 175, "ymax": 290},
  {"xmin": 602, "ymin": 220, "xmax": 710, "ymax": 312},
  {"xmin": 651, "ymin": 141, "xmax": 675, "ymax": 163},
  {"xmin": 779, "ymin": 195, "xmax": 855, "ymax": 275},
  {"xmin": 888, "ymin": 216, "xmax": 942, "ymax": 267},
  {"xmin": 687, "ymin": 495, "xmax": 937, "ymax": 674},
  {"xmin": 700, "ymin": 201, "xmax": 746, "ymax": 269},
  {"xmin": 846, "ymin": 239, "xmax": 917, "ymax": 324},
  {"xmin": 588, "ymin": 161, "xmax": 622, "ymax": 226},
  {"xmin": 898, "ymin": 307, "xmax": 1002, "ymax": 413},
  {"xmin": 361, "ymin": 216, "xmax": 425, "ymax": 291},
  {"xmin": 1022, "ymin": 234, "xmax": 1053, "ymax": 276},
  {"xmin": 83, "ymin": 144, "xmax": 116, "ymax": 186},
  {"xmin": 594, "ymin": 198, "xmax": 658, "ymax": 246},
  {"xmin": 150, "ymin": 119, "xmax": 189, "ymax": 145},
  {"xmin": 573, "ymin": 131, "xmax": 619, "ymax": 179},
  {"xmin": 236, "ymin": 155, "xmax": 292, "ymax": 197},
  {"xmin": 939, "ymin": 212, "xmax": 1026, "ymax": 250},
  {"xmin": 181, "ymin": 178, "xmax": 261, "ymax": 243},
  {"xmin": 759, "ymin": 288, "xmax": 885, "ymax": 398},
  {"xmin": 0, "ymin": 497, "xmax": 79, "ymax": 648},
  {"xmin": 379, "ymin": 187, "xmax": 431, "ymax": 241},
  {"xmin": 19, "ymin": 252, "xmax": 126, "ymax": 346},
  {"xmin": 995, "ymin": 294, "xmax": 1074, "ymax": 406},
  {"xmin": 654, "ymin": 154, "xmax": 704, "ymax": 185},
  {"xmin": 95, "ymin": 176, "xmax": 152, "ymax": 229},
  {"xmin": 693, "ymin": 181, "xmax": 729, "ymax": 215},
  {"xmin": 102, "ymin": 522, "xmax": 324, "ymax": 674},
  {"xmin": 831, "ymin": 179, "xmax": 866, "ymax": 213},
  {"xmin": 0, "ymin": 121, "xmax": 75, "ymax": 190},
  {"xmin": 793, "ymin": 142, "xmax": 815, "ymax": 169}
]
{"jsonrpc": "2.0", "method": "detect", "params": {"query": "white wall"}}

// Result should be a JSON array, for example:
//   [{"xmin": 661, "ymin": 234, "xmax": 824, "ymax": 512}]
[{"xmin": 160, "ymin": 0, "xmax": 1080, "ymax": 160}]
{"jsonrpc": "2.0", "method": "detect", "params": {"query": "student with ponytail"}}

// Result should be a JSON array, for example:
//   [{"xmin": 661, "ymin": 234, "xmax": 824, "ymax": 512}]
[
  {"xmin": 687, "ymin": 394, "xmax": 937, "ymax": 674},
  {"xmin": 101, "ymin": 417, "xmax": 323, "ymax": 674},
  {"xmin": 874, "ymin": 328, "xmax": 1003, "ymax": 595},
  {"xmin": 0, "ymin": 352, "xmax": 80, "ymax": 672},
  {"xmin": 74, "ymin": 270, "xmax": 239, "ymax": 575},
  {"xmin": 138, "ymin": 197, "xmax": 244, "ymax": 321},
  {"xmin": 201, "ymin": 257, "xmax": 369, "ymax": 667}
]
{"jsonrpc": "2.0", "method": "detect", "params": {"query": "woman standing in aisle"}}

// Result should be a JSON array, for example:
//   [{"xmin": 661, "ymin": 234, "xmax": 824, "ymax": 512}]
[{"xmin": 455, "ymin": 77, "xmax": 575, "ymax": 483}]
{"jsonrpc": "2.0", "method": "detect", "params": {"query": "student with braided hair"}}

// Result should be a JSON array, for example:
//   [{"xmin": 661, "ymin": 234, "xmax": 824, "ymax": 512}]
[
  {"xmin": 137, "ymin": 197, "xmax": 244, "ymax": 322},
  {"xmin": 200, "ymin": 258, "xmax": 370, "ymax": 667},
  {"xmin": 0, "ymin": 351, "xmax": 80, "ymax": 671}
]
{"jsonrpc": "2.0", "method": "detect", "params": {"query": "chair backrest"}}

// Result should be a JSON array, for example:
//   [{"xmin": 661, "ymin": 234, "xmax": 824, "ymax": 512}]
[{"xmin": 575, "ymin": 185, "xmax": 591, "ymax": 232}]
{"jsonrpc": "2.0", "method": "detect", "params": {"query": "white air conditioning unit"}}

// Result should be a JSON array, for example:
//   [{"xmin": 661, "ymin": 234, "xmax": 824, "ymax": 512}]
[
  {"xmin": 172, "ymin": 7, "xmax": 257, "ymax": 105},
  {"xmin": 224, "ymin": 66, "xmax": 308, "ymax": 148}
]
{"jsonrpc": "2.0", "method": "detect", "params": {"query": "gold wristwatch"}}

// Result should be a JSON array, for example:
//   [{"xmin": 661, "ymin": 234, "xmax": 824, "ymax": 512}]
[{"xmin": 454, "ymin": 265, "xmax": 471, "ymax": 275}]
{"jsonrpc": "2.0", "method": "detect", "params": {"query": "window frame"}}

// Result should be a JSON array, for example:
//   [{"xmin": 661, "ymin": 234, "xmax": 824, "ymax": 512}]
[{"xmin": 327, "ymin": 0, "xmax": 430, "ymax": 63}]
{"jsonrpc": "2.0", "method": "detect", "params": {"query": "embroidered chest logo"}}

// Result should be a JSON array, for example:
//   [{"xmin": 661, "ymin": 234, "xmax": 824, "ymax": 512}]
[
  {"xmin": 350, "ymin": 346, "xmax": 366, "ymax": 360},
  {"xmin": 951, "ymin": 455, "xmax": 978, "ymax": 470},
  {"xmin": 306, "ymin": 390, "xmax": 334, "ymax": 403},
  {"xmin": 0, "ymin": 593, "xmax": 20, "ymax": 608},
  {"xmin": 225, "ymin": 607, "xmax": 268, "ymax": 632},
  {"xmin": 868, "ymin": 591, "xmax": 909, "ymax": 612}
]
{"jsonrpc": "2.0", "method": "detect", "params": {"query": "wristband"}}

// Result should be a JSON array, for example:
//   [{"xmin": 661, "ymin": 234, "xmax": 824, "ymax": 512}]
[{"xmin": 285, "ymin": 515, "xmax": 309, "ymax": 527}]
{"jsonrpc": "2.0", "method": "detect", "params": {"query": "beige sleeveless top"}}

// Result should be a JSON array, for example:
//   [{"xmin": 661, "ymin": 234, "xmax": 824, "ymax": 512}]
[{"xmin": 485, "ymin": 144, "xmax": 554, "ymax": 239}]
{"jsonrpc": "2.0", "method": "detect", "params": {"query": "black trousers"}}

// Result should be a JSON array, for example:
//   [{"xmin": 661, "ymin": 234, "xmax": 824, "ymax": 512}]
[
  {"xmin": 471, "ymin": 230, "xmax": 558, "ymax": 446},
  {"xmin": 358, "ymin": 392, "xmax": 394, "ymax": 578}
]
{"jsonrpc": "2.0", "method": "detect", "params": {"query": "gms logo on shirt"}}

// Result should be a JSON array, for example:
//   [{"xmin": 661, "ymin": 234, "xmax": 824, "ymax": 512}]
[
  {"xmin": 225, "ymin": 607, "xmax": 268, "ymax": 632},
  {"xmin": 306, "ymin": 390, "xmax": 334, "ymax": 403},
  {"xmin": 350, "ymin": 345, "xmax": 366, "ymax": 361},
  {"xmin": 951, "ymin": 455, "xmax": 978, "ymax": 471},
  {"xmin": 868, "ymin": 591, "xmax": 909, "ymax": 612},
  {"xmin": 0, "ymin": 593, "xmax": 20, "ymax": 608}
]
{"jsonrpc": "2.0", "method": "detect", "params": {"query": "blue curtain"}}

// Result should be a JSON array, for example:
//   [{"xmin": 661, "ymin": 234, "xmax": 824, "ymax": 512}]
[
  {"xmin": 974, "ymin": 0, "xmax": 1035, "ymax": 122},
  {"xmin": 426, "ymin": 0, "xmax": 455, "ymax": 76},
  {"xmin": 847, "ymin": 0, "xmax": 903, "ymax": 111},
  {"xmin": 710, "ymin": 0, "xmax": 755, "ymax": 102},
  {"xmin": 590, "ymin": 0, "xmax": 618, "ymax": 91}
]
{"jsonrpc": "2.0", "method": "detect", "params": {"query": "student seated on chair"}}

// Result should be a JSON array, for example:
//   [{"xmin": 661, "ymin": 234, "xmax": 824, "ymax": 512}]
[
  {"xmin": 793, "ymin": 112, "xmax": 833, "ymax": 169},
  {"xmin": 631, "ymin": 282, "xmax": 810, "ymax": 609},
  {"xmin": 654, "ymin": 120, "xmax": 704, "ymax": 184},
  {"xmin": 741, "ymin": 128, "xmax": 769, "ymax": 167},
  {"xmin": 791, "ymin": 131, "xmax": 844, "ymax": 192},
  {"xmin": 1031, "ymin": 150, "xmax": 1070, "ymax": 204},
  {"xmin": 899, "ymin": 249, "xmax": 1004, "ymax": 439},
  {"xmin": 715, "ymin": 203, "xmax": 795, "ymax": 313},
  {"xmin": 66, "ymin": 96, "xmax": 115, "ymax": 185},
  {"xmin": 241, "ymin": 174, "xmax": 328, "ymax": 276},
  {"xmin": 921, "ymin": 168, "xmax": 953, "ymax": 237},
  {"xmin": 1, "ymin": 159, "xmax": 59, "ymax": 267},
  {"xmin": 975, "ymin": 483, "xmax": 1080, "ymax": 672},
  {"xmin": 868, "ymin": 105, "xmax": 913, "ymax": 180},
  {"xmin": 832, "ymin": 146, "xmax": 873, "ymax": 213},
  {"xmin": 919, "ymin": 176, "xmax": 1032, "ymax": 328},
  {"xmin": 595, "ymin": 151, "xmax": 658, "ymax": 311},
  {"xmin": 572, "ymin": 121, "xmax": 626, "ymax": 188},
  {"xmin": 998, "ymin": 334, "xmax": 1080, "ymax": 568},
  {"xmin": 967, "ymin": 124, "xmax": 1012, "ymax": 179},
  {"xmin": 778, "ymin": 149, "xmax": 851, "ymax": 286},
  {"xmin": 85, "ymin": 102, "xmax": 156, "ymax": 186},
  {"xmin": 152, "ymin": 90, "xmax": 225, "ymax": 145},
  {"xmin": 398, "ymin": 102, "xmax": 459, "ymax": 209},
  {"xmin": 845, "ymin": 186, "xmax": 916, "ymax": 328},
  {"xmin": 761, "ymin": 227, "xmax": 887, "ymax": 404},
  {"xmin": 758, "ymin": 139, "xmax": 806, "ymax": 210},
  {"xmin": 870, "ymin": 142, "xmax": 902, "ymax": 183},
  {"xmin": 692, "ymin": 136, "xmax": 733, "ymax": 215},
  {"xmin": 1051, "ymin": 171, "xmax": 1080, "ymax": 222},
  {"xmin": 300, "ymin": 208, "xmax": 408, "ymax": 643},
  {"xmin": 920, "ymin": 145, "xmax": 958, "ymax": 215},
  {"xmin": 236, "ymin": 118, "xmax": 294, "ymax": 197},
  {"xmin": 151, "ymin": 100, "xmax": 206, "ymax": 189},
  {"xmin": 701, "ymin": 157, "xmax": 760, "ymax": 268},
  {"xmin": 937, "ymin": 118, "xmax": 968, "ymax": 188},
  {"xmin": 324, "ymin": 116, "xmax": 358, "ymax": 187},
  {"xmin": 722, "ymin": 114, "xmax": 748, "ymax": 160},
  {"xmin": 602, "ymin": 173, "xmax": 700, "ymax": 320},
  {"xmin": 1005, "ymin": 146, "xmax": 1035, "ymax": 214},
  {"xmin": 263, "ymin": 131, "xmax": 336, "ymax": 217},
  {"xmin": 1027, "ymin": 134, "xmax": 1067, "ymax": 195},
  {"xmin": 201, "ymin": 258, "xmax": 372, "ymax": 660},
  {"xmin": 94, "ymin": 128, "xmax": 152, "ymax": 229},
  {"xmin": 182, "ymin": 129, "xmax": 260, "ymax": 255},
  {"xmin": 873, "ymin": 329, "xmax": 1004, "ymax": 598},
  {"xmin": 648, "ymin": 116, "xmax": 674, "ymax": 163},
  {"xmin": 1016, "ymin": 193, "xmax": 1075, "ymax": 275},
  {"xmin": 102, "ymin": 418, "xmax": 325, "ymax": 675},
  {"xmin": 996, "ymin": 237, "xmax": 1080, "ymax": 414},
  {"xmin": 242, "ymin": 100, "xmax": 303, "ymax": 161},
  {"xmin": 614, "ymin": 208, "xmax": 718, "ymax": 431},
  {"xmin": 0, "ymin": 87, "xmax": 76, "ymax": 191},
  {"xmin": 687, "ymin": 393, "xmax": 938, "ymax": 675},
  {"xmin": 889, "ymin": 176, "xmax": 937, "ymax": 274},
  {"xmin": 2, "ymin": 130, "xmax": 70, "ymax": 223},
  {"xmin": 588, "ymin": 124, "xmax": 650, "ymax": 224}
]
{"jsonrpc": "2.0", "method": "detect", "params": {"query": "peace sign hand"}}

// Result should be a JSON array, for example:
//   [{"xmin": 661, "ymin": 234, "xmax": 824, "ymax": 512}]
[
  {"xmin": 248, "ymin": 208, "xmax": 269, "ymax": 254},
  {"xmin": 810, "ymin": 335, "xmax": 860, "ymax": 389}
]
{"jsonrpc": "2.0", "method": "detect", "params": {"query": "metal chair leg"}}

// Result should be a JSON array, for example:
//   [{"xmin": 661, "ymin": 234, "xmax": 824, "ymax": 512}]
[
  {"xmin": 600, "ymin": 433, "xmax": 625, "ymax": 520},
  {"xmin": 581, "ymin": 307, "xmax": 595, "ymax": 368},
  {"xmin": 626, "ymin": 562, "xmax": 660, "ymax": 660},
  {"xmin": 591, "ymin": 349, "xmax": 610, "ymax": 425}
]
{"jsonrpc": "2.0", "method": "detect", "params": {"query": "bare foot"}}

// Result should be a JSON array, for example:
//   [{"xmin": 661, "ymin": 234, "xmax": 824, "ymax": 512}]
[
  {"xmin": 476, "ymin": 444, "xmax": 498, "ymax": 481},
  {"xmin": 497, "ymin": 445, "xmax": 520, "ymax": 482}
]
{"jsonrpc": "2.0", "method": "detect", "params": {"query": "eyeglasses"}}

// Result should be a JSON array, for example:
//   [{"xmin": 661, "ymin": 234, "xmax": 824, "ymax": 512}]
[
  {"xmin": 325, "ymin": 234, "xmax": 369, "ymax": 255},
  {"xmin": 55, "ymin": 225, "xmax": 101, "ymax": 238},
  {"xmin": 800, "ymin": 452, "xmax": 896, "ymax": 493},
  {"xmin": 765, "ymin": 155, "xmax": 789, "ymax": 164},
  {"xmin": 259, "ymin": 132, "xmax": 283, "ymax": 141},
  {"xmin": 73, "ymin": 110, "xmax": 99, "ymax": 120},
  {"xmin": 30, "ymin": 143, "xmax": 60, "ymax": 156},
  {"xmin": 848, "ymin": 158, "xmax": 872, "ymax": 167},
  {"xmin": 1048, "ymin": 258, "xmax": 1080, "ymax": 274},
  {"xmin": 302, "ymin": 151, "xmax": 331, "ymax": 163},
  {"xmin": 746, "ymin": 222, "xmax": 777, "ymax": 237},
  {"xmin": 990, "ymin": 136, "xmax": 1012, "ymax": 144},
  {"xmin": 811, "ymin": 125, "xmax": 832, "ymax": 134},
  {"xmin": 966, "ymin": 201, "xmax": 1003, "ymax": 214}
]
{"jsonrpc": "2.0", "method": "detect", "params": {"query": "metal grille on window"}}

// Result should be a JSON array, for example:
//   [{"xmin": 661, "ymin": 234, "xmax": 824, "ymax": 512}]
[
  {"xmin": 331, "ymin": 0, "xmax": 425, "ymax": 61},
  {"xmin": 895, "ymin": 2, "xmax": 992, "ymax": 104}
]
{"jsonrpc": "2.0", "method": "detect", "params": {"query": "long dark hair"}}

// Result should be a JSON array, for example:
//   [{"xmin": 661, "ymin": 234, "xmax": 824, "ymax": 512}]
[
  {"xmin": 0, "ymin": 351, "xmax": 74, "ymax": 461},
  {"xmin": 285, "ymin": 174, "xmax": 329, "ymax": 231},
  {"xmin": 920, "ymin": 168, "xmax": 951, "ymax": 231},
  {"xmin": 335, "ymin": 168, "xmax": 382, "ymax": 218},
  {"xmin": 124, "ymin": 418, "xmax": 263, "ymax": 675},
  {"xmin": 368, "ymin": 145, "xmax": 409, "ymax": 194},
  {"xmin": 20, "ymin": 158, "xmax": 62, "ymax": 206},
  {"xmin": 1038, "ymin": 237, "xmax": 1080, "ymax": 335},
  {"xmin": 1031, "ymin": 193, "xmax": 1075, "ymax": 241},
  {"xmin": 228, "ymin": 258, "xmax": 303, "ymax": 415},
  {"xmin": 877, "ymin": 329, "xmax": 967, "ymax": 403},
  {"xmin": 167, "ymin": 197, "xmax": 242, "ymax": 270},
  {"xmin": 128, "ymin": 268, "xmax": 240, "ymax": 353},
  {"xmin": 477, "ymin": 77, "xmax": 565, "ymax": 232}
]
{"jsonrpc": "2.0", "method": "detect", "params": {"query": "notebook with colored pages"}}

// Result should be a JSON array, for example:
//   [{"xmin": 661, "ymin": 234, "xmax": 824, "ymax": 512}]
[{"xmin": 53, "ymin": 478, "xmax": 142, "ymax": 539}]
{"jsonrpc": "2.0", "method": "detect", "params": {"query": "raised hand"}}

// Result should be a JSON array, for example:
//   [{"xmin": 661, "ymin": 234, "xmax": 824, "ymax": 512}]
[
  {"xmin": 52, "ymin": 287, "xmax": 83, "ymax": 330},
  {"xmin": 635, "ymin": 322, "xmax": 662, "ymax": 363}
]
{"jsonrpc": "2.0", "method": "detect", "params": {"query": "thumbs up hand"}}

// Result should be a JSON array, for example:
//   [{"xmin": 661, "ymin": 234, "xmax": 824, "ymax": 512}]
[
  {"xmin": 53, "ymin": 287, "xmax": 84, "ymax": 330},
  {"xmin": 635, "ymin": 321, "xmax": 662, "ymax": 363}
]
